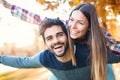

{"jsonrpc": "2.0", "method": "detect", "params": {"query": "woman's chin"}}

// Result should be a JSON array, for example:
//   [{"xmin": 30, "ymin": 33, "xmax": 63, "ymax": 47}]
[{"xmin": 70, "ymin": 35, "xmax": 79, "ymax": 39}]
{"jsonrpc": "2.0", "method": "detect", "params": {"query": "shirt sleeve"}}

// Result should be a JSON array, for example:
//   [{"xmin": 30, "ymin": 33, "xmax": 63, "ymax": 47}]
[
  {"xmin": 11, "ymin": 5, "xmax": 41, "ymax": 25},
  {"xmin": 10, "ymin": 5, "xmax": 68, "ymax": 26},
  {"xmin": 0, "ymin": 52, "xmax": 42, "ymax": 68},
  {"xmin": 105, "ymin": 31, "xmax": 120, "ymax": 55},
  {"xmin": 107, "ymin": 49, "xmax": 120, "ymax": 63}
]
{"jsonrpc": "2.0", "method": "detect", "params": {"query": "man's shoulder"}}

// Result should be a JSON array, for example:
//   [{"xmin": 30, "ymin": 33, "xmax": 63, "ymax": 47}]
[
  {"xmin": 39, "ymin": 49, "xmax": 57, "ymax": 67},
  {"xmin": 40, "ymin": 49, "xmax": 51, "ymax": 54},
  {"xmin": 39, "ymin": 49, "xmax": 53, "ymax": 58}
]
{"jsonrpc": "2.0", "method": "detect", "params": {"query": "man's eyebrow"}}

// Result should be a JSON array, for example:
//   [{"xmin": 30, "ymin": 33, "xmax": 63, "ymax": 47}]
[
  {"xmin": 45, "ymin": 31, "xmax": 64, "ymax": 38},
  {"xmin": 58, "ymin": 31, "xmax": 64, "ymax": 33},
  {"xmin": 45, "ymin": 35, "xmax": 52, "ymax": 39},
  {"xmin": 57, "ymin": 32, "xmax": 64, "ymax": 34}
]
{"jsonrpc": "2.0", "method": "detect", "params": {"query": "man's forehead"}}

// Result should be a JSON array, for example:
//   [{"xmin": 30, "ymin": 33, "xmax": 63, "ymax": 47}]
[{"xmin": 44, "ymin": 25, "xmax": 64, "ymax": 37}]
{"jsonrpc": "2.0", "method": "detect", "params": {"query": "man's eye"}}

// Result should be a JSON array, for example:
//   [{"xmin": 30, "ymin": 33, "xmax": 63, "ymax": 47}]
[
  {"xmin": 46, "ymin": 38, "xmax": 50, "ymax": 41},
  {"xmin": 58, "ymin": 33, "xmax": 64, "ymax": 37},
  {"xmin": 59, "ymin": 33, "xmax": 63, "ymax": 36},
  {"xmin": 46, "ymin": 37, "xmax": 52, "ymax": 41}
]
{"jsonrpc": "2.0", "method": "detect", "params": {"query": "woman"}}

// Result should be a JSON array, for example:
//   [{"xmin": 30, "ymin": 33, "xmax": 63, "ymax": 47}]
[{"xmin": 67, "ymin": 3, "xmax": 119, "ymax": 80}]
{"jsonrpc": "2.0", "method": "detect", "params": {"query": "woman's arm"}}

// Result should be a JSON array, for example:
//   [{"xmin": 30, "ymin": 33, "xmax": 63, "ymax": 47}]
[
  {"xmin": 108, "ymin": 43, "xmax": 120, "ymax": 54},
  {"xmin": 2, "ymin": 0, "xmax": 41, "ymax": 25},
  {"xmin": 0, "ymin": 53, "xmax": 42, "ymax": 68},
  {"xmin": 105, "ymin": 31, "xmax": 120, "ymax": 55},
  {"xmin": 107, "ymin": 49, "xmax": 120, "ymax": 63},
  {"xmin": 11, "ymin": 5, "xmax": 41, "ymax": 25},
  {"xmin": 1, "ymin": 0, "xmax": 67, "ymax": 25}
]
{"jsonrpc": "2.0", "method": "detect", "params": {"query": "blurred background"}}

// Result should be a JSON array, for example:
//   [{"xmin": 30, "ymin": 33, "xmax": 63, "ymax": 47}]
[{"xmin": 0, "ymin": 0, "xmax": 120, "ymax": 80}]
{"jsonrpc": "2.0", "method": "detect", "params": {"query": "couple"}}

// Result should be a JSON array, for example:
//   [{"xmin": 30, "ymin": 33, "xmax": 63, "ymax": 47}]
[{"xmin": 1, "ymin": 1, "xmax": 120, "ymax": 80}]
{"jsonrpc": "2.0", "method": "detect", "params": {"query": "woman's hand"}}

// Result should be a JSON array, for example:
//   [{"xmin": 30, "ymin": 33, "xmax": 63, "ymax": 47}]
[{"xmin": 1, "ymin": 0, "xmax": 12, "ymax": 9}]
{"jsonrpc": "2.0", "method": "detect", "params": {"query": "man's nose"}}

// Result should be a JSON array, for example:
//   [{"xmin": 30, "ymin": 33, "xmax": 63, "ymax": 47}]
[{"xmin": 53, "ymin": 37, "xmax": 59, "ymax": 43}]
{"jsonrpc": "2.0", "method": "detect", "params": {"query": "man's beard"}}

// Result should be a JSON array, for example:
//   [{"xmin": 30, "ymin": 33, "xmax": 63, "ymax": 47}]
[{"xmin": 51, "ymin": 42, "xmax": 69, "ymax": 57}]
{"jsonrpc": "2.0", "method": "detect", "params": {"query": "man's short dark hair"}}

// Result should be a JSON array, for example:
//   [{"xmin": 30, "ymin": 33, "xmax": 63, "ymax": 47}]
[{"xmin": 39, "ymin": 18, "xmax": 68, "ymax": 41}]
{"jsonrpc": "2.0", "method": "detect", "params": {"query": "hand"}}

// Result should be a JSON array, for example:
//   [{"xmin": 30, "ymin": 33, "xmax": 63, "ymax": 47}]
[
  {"xmin": 0, "ymin": 0, "xmax": 2, "ymax": 4},
  {"xmin": 1, "ymin": 0, "xmax": 12, "ymax": 9}
]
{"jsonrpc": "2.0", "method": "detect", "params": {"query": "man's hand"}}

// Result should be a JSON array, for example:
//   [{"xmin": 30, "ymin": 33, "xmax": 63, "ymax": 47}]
[{"xmin": 0, "ymin": 49, "xmax": 3, "ymax": 55}]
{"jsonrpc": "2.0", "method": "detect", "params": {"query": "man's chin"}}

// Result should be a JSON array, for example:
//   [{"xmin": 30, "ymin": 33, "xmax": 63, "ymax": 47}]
[{"xmin": 55, "ymin": 52, "xmax": 65, "ymax": 57}]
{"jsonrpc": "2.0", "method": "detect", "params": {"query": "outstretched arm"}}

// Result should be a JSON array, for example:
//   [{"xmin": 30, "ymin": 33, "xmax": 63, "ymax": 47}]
[
  {"xmin": 105, "ymin": 31, "xmax": 120, "ymax": 55},
  {"xmin": 1, "ymin": 0, "xmax": 67, "ymax": 25},
  {"xmin": 107, "ymin": 49, "xmax": 120, "ymax": 64},
  {"xmin": 0, "ymin": 52, "xmax": 42, "ymax": 68},
  {"xmin": 1, "ymin": 0, "xmax": 41, "ymax": 25}
]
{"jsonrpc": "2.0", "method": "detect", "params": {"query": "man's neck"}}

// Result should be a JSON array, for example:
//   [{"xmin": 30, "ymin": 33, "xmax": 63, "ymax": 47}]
[{"xmin": 56, "ymin": 48, "xmax": 71, "ymax": 63}]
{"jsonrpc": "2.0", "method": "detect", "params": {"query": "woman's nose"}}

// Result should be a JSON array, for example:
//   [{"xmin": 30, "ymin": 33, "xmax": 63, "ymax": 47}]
[{"xmin": 71, "ymin": 22, "xmax": 77, "ymax": 29}]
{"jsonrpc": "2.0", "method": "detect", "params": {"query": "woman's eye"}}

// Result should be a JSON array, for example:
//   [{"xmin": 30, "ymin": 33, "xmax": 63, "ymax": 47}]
[
  {"xmin": 69, "ymin": 18, "xmax": 73, "ymax": 21},
  {"xmin": 78, "ymin": 22, "xmax": 84, "ymax": 25}
]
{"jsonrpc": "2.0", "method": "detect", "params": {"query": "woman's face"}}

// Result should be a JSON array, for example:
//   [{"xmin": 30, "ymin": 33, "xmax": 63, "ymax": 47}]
[{"xmin": 68, "ymin": 10, "xmax": 89, "ymax": 39}]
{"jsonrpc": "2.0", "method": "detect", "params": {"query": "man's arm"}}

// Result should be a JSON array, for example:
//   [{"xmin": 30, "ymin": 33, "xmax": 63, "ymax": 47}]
[{"xmin": 0, "ymin": 52, "xmax": 42, "ymax": 68}]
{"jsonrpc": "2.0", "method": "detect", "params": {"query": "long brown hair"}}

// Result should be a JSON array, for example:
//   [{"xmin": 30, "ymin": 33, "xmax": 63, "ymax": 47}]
[
  {"xmin": 67, "ymin": 28, "xmax": 76, "ymax": 66},
  {"xmin": 68, "ymin": 3, "xmax": 107, "ymax": 80}
]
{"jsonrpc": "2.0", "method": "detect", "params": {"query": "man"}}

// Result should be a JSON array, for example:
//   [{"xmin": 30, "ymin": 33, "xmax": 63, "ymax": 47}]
[
  {"xmin": 0, "ymin": 18, "xmax": 75, "ymax": 80},
  {"xmin": 1, "ymin": 18, "xmax": 120, "ymax": 80}
]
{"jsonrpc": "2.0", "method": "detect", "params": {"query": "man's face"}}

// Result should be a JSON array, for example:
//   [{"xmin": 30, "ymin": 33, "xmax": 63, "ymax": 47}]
[{"xmin": 44, "ymin": 25, "xmax": 68, "ymax": 57}]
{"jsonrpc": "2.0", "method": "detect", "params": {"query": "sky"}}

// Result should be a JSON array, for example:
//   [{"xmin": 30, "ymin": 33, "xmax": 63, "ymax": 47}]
[{"xmin": 0, "ymin": 0, "xmax": 71, "ymax": 47}]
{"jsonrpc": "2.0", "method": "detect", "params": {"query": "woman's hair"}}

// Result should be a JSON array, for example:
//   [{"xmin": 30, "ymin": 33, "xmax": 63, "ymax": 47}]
[{"xmin": 68, "ymin": 3, "xmax": 107, "ymax": 80}]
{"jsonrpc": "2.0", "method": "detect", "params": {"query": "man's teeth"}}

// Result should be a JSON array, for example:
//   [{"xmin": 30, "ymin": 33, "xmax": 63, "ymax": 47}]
[{"xmin": 54, "ymin": 46, "xmax": 62, "ymax": 49}]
